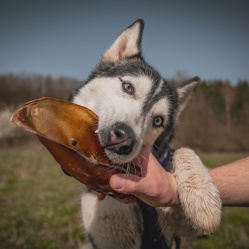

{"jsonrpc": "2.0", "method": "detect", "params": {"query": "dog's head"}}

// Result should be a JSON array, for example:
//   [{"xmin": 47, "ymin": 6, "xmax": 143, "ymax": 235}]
[{"xmin": 73, "ymin": 20, "xmax": 199, "ymax": 164}]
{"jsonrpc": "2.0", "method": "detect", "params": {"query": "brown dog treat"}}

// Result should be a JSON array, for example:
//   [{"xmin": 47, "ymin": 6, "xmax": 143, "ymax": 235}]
[{"xmin": 11, "ymin": 97, "xmax": 139, "ymax": 198}]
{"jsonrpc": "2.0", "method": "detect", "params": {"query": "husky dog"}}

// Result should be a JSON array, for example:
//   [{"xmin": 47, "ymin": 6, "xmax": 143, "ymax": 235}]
[{"xmin": 71, "ymin": 19, "xmax": 221, "ymax": 249}]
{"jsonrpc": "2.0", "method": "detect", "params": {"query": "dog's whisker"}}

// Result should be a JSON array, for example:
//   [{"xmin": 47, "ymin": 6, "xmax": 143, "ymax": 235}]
[
  {"xmin": 133, "ymin": 154, "xmax": 148, "ymax": 178},
  {"xmin": 138, "ymin": 161, "xmax": 144, "ymax": 178}
]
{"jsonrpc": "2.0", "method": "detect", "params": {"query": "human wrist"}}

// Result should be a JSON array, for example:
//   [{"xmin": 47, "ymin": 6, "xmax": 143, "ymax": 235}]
[{"xmin": 165, "ymin": 172, "xmax": 179, "ymax": 206}]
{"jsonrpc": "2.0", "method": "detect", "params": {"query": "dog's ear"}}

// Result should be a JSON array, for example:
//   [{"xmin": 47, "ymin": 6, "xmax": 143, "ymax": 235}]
[
  {"xmin": 175, "ymin": 76, "xmax": 200, "ymax": 118},
  {"xmin": 101, "ymin": 19, "xmax": 144, "ymax": 63}
]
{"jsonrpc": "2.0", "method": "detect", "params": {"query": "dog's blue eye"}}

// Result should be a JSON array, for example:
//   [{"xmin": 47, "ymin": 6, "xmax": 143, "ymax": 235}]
[
  {"xmin": 153, "ymin": 116, "xmax": 164, "ymax": 127},
  {"xmin": 122, "ymin": 82, "xmax": 134, "ymax": 95}
]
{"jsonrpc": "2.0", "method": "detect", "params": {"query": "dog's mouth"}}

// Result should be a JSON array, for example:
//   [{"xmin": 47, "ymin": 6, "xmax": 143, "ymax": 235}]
[
  {"xmin": 104, "ymin": 138, "xmax": 135, "ymax": 156},
  {"xmin": 103, "ymin": 141, "xmax": 137, "ymax": 165}
]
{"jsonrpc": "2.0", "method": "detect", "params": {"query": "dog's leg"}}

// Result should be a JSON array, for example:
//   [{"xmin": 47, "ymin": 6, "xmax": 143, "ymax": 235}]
[
  {"xmin": 80, "ymin": 185, "xmax": 143, "ymax": 249},
  {"xmin": 172, "ymin": 148, "xmax": 221, "ymax": 235}
]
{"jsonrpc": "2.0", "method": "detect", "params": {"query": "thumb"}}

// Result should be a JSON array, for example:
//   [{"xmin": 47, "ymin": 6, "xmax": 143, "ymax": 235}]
[{"xmin": 110, "ymin": 174, "xmax": 142, "ymax": 195}]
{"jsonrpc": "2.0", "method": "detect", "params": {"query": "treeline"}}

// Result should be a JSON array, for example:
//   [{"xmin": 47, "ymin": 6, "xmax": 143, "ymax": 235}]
[
  {"xmin": 0, "ymin": 74, "xmax": 79, "ymax": 109},
  {"xmin": 172, "ymin": 80, "xmax": 249, "ymax": 152},
  {"xmin": 0, "ymin": 74, "xmax": 249, "ymax": 152}
]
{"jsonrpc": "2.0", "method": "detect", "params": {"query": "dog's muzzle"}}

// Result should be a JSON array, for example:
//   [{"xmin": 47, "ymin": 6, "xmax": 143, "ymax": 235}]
[{"xmin": 102, "ymin": 122, "xmax": 136, "ymax": 156}]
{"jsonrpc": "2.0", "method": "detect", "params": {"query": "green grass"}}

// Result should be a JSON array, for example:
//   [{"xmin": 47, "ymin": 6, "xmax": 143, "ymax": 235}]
[
  {"xmin": 0, "ymin": 145, "xmax": 84, "ymax": 249},
  {"xmin": 0, "ymin": 144, "xmax": 248, "ymax": 249},
  {"xmin": 192, "ymin": 207, "xmax": 249, "ymax": 249},
  {"xmin": 200, "ymin": 152, "xmax": 248, "ymax": 168}
]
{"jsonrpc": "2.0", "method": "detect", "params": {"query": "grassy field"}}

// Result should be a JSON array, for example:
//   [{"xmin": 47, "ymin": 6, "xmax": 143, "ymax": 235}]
[
  {"xmin": 0, "ymin": 142, "xmax": 248, "ymax": 249},
  {"xmin": 0, "ymin": 142, "xmax": 84, "ymax": 249}
]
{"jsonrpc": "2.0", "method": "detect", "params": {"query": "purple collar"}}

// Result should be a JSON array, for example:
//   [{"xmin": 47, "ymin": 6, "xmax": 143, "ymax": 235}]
[{"xmin": 159, "ymin": 147, "xmax": 174, "ymax": 169}]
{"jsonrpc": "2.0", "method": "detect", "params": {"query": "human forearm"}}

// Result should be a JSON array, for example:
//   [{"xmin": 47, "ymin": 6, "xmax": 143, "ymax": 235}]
[{"xmin": 210, "ymin": 156, "xmax": 249, "ymax": 207}]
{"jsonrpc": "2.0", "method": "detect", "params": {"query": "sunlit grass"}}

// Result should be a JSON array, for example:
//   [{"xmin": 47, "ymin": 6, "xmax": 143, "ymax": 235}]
[
  {"xmin": 200, "ymin": 152, "xmax": 249, "ymax": 168},
  {"xmin": 192, "ymin": 207, "xmax": 249, "ymax": 249},
  {"xmin": 0, "ymin": 147, "xmax": 84, "ymax": 249}
]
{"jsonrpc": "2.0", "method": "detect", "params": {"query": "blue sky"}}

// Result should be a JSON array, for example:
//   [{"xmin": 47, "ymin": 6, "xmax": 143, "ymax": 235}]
[{"xmin": 0, "ymin": 0, "xmax": 248, "ymax": 84}]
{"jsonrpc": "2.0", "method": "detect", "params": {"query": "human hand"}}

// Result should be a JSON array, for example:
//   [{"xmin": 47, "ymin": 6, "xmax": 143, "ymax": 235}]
[{"xmin": 98, "ymin": 145, "xmax": 179, "ymax": 207}]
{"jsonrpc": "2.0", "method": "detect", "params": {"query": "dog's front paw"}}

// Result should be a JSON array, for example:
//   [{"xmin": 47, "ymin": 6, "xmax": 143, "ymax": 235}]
[{"xmin": 173, "ymin": 148, "xmax": 221, "ymax": 234}]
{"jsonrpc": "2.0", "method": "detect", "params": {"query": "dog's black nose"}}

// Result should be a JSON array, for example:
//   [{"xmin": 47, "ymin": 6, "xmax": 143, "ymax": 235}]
[{"xmin": 106, "ymin": 123, "xmax": 135, "ymax": 155}]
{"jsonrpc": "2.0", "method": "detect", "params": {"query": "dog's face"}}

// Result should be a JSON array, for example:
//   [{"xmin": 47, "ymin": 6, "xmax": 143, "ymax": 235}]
[
  {"xmin": 74, "ymin": 72, "xmax": 174, "ymax": 164},
  {"xmin": 73, "ymin": 20, "xmax": 199, "ymax": 164}
]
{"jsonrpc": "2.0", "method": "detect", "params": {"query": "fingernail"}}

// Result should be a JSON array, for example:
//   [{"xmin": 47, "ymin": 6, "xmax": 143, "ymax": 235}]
[{"xmin": 111, "ymin": 176, "xmax": 125, "ymax": 190}]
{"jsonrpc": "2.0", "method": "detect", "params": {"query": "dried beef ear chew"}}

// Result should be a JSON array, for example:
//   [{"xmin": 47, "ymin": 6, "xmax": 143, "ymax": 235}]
[{"xmin": 11, "ymin": 97, "xmax": 140, "ymax": 198}]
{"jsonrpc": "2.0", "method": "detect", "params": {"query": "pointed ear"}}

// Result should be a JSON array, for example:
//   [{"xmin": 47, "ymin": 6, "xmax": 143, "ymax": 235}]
[
  {"xmin": 176, "ymin": 76, "xmax": 200, "ymax": 117},
  {"xmin": 101, "ymin": 19, "xmax": 144, "ymax": 63}
]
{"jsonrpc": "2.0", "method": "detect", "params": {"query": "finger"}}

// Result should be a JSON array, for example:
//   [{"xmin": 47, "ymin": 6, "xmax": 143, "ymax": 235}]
[
  {"xmin": 109, "ymin": 174, "xmax": 143, "ymax": 195},
  {"xmin": 109, "ymin": 174, "xmax": 140, "ymax": 194}
]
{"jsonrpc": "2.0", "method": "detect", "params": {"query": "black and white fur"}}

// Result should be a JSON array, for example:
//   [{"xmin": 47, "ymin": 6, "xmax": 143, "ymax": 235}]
[{"xmin": 71, "ymin": 19, "xmax": 221, "ymax": 249}]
